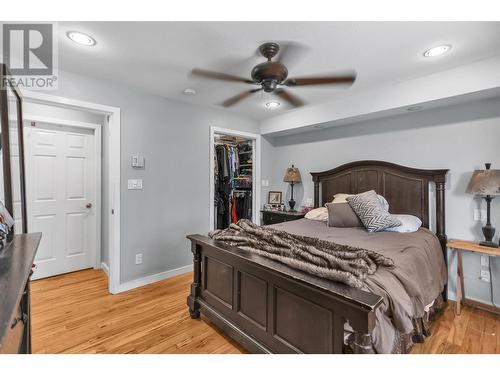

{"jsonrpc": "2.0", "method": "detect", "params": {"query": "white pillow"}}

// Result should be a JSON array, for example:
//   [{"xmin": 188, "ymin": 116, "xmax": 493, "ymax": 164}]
[
  {"xmin": 377, "ymin": 195, "xmax": 390, "ymax": 212},
  {"xmin": 384, "ymin": 214, "xmax": 422, "ymax": 233},
  {"xmin": 304, "ymin": 207, "xmax": 328, "ymax": 221}
]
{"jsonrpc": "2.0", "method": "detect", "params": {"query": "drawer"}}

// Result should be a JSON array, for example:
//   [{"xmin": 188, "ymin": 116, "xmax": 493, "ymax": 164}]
[
  {"xmin": 0, "ymin": 305, "xmax": 24, "ymax": 354},
  {"xmin": 262, "ymin": 214, "xmax": 281, "ymax": 225}
]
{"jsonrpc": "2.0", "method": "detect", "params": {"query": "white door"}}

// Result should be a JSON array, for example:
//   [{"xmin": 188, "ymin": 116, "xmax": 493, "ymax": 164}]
[{"xmin": 25, "ymin": 121, "xmax": 98, "ymax": 280}]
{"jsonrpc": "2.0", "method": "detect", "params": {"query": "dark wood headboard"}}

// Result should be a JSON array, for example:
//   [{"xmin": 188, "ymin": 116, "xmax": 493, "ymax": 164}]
[{"xmin": 311, "ymin": 160, "xmax": 449, "ymax": 257}]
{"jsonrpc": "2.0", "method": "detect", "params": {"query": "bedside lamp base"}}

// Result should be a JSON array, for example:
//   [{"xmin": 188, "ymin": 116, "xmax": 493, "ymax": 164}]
[
  {"xmin": 479, "ymin": 241, "xmax": 499, "ymax": 248},
  {"xmin": 480, "ymin": 196, "xmax": 497, "ymax": 248}
]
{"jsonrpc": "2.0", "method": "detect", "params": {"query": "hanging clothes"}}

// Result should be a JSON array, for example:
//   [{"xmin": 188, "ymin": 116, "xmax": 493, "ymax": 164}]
[
  {"xmin": 214, "ymin": 139, "xmax": 253, "ymax": 229},
  {"xmin": 215, "ymin": 144, "xmax": 232, "ymax": 229},
  {"xmin": 231, "ymin": 197, "xmax": 238, "ymax": 223}
]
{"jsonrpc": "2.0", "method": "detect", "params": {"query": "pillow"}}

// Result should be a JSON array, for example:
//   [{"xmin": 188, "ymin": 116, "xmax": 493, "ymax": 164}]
[
  {"xmin": 330, "ymin": 192, "xmax": 390, "ymax": 211},
  {"xmin": 377, "ymin": 195, "xmax": 390, "ymax": 212},
  {"xmin": 384, "ymin": 215, "xmax": 422, "ymax": 233},
  {"xmin": 325, "ymin": 203, "xmax": 363, "ymax": 228},
  {"xmin": 331, "ymin": 193, "xmax": 352, "ymax": 204},
  {"xmin": 346, "ymin": 190, "xmax": 402, "ymax": 232},
  {"xmin": 304, "ymin": 207, "xmax": 328, "ymax": 221}
]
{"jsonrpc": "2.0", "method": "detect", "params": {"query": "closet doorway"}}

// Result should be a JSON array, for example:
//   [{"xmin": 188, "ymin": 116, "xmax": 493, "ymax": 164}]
[{"xmin": 209, "ymin": 127, "xmax": 261, "ymax": 230}]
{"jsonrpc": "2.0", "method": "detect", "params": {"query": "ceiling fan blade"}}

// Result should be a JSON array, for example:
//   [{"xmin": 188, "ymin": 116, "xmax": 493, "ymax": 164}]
[
  {"xmin": 191, "ymin": 68, "xmax": 254, "ymax": 84},
  {"xmin": 275, "ymin": 89, "xmax": 304, "ymax": 108},
  {"xmin": 222, "ymin": 88, "xmax": 262, "ymax": 107},
  {"xmin": 284, "ymin": 74, "xmax": 356, "ymax": 87},
  {"xmin": 275, "ymin": 41, "xmax": 309, "ymax": 67}
]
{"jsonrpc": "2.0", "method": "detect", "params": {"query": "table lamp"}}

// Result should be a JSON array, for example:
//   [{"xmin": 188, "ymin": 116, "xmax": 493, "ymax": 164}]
[
  {"xmin": 466, "ymin": 163, "xmax": 500, "ymax": 248},
  {"xmin": 283, "ymin": 165, "xmax": 301, "ymax": 211}
]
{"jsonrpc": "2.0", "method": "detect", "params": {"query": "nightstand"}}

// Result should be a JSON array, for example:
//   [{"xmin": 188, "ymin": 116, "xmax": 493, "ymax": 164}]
[
  {"xmin": 261, "ymin": 210, "xmax": 305, "ymax": 225},
  {"xmin": 447, "ymin": 239, "xmax": 500, "ymax": 316}
]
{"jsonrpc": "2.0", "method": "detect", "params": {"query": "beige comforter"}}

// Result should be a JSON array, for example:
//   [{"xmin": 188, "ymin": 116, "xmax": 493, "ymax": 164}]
[{"xmin": 269, "ymin": 218, "xmax": 447, "ymax": 353}]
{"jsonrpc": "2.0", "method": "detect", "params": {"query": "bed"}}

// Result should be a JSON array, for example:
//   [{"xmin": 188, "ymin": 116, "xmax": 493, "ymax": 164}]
[{"xmin": 187, "ymin": 160, "xmax": 449, "ymax": 353}]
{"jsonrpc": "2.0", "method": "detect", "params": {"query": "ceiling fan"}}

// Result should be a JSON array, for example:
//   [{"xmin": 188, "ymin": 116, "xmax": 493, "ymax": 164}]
[{"xmin": 191, "ymin": 42, "xmax": 356, "ymax": 108}]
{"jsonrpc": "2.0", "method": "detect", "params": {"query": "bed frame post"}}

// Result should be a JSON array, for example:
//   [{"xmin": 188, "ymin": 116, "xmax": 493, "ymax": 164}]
[
  {"xmin": 435, "ymin": 176, "xmax": 448, "ymax": 301},
  {"xmin": 350, "ymin": 311, "xmax": 377, "ymax": 354},
  {"xmin": 187, "ymin": 243, "xmax": 202, "ymax": 319},
  {"xmin": 313, "ymin": 177, "xmax": 320, "ymax": 208}
]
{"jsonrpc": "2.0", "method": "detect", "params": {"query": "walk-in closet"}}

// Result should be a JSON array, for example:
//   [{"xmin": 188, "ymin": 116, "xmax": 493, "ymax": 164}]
[{"xmin": 213, "ymin": 133, "xmax": 254, "ymax": 230}]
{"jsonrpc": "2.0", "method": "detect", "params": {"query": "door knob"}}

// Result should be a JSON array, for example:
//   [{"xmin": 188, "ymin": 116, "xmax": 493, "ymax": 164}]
[{"xmin": 86, "ymin": 203, "xmax": 92, "ymax": 209}]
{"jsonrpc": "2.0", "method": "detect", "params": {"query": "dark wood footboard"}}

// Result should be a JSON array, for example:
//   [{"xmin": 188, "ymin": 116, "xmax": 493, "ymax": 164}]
[{"xmin": 186, "ymin": 234, "xmax": 383, "ymax": 354}]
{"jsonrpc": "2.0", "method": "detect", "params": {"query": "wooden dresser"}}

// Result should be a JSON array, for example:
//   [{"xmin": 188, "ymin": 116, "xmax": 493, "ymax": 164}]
[{"xmin": 0, "ymin": 233, "xmax": 41, "ymax": 354}]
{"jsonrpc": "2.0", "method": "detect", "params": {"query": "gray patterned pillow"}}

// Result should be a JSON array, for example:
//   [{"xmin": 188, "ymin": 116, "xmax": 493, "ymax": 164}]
[{"xmin": 346, "ymin": 190, "xmax": 402, "ymax": 232}]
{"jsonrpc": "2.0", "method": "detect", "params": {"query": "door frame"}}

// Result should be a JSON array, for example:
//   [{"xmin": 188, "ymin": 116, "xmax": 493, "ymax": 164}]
[
  {"xmin": 20, "ymin": 90, "xmax": 122, "ymax": 294},
  {"xmin": 209, "ymin": 126, "xmax": 261, "ymax": 230},
  {"xmin": 23, "ymin": 114, "xmax": 103, "ymax": 273}
]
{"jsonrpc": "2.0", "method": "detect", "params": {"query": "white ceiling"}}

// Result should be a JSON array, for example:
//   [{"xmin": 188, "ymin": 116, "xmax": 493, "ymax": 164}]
[{"xmin": 57, "ymin": 22, "xmax": 500, "ymax": 120}]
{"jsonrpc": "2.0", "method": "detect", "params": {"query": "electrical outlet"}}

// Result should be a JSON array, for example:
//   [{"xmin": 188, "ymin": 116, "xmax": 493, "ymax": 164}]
[
  {"xmin": 135, "ymin": 253, "xmax": 143, "ymax": 265},
  {"xmin": 481, "ymin": 255, "xmax": 489, "ymax": 267},
  {"xmin": 480, "ymin": 270, "xmax": 490, "ymax": 282}
]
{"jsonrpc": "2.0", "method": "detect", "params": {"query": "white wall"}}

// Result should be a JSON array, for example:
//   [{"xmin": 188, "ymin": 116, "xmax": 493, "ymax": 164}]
[
  {"xmin": 40, "ymin": 70, "xmax": 260, "ymax": 284},
  {"xmin": 267, "ymin": 97, "xmax": 500, "ymax": 305}
]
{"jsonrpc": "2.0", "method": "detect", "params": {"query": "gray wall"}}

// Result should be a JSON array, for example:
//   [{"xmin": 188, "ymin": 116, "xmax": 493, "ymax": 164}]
[
  {"xmin": 266, "ymin": 97, "xmax": 500, "ymax": 305},
  {"xmin": 43, "ymin": 70, "xmax": 260, "ymax": 283}
]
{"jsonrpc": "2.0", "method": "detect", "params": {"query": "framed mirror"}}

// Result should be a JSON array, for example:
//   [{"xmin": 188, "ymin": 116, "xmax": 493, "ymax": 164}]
[{"xmin": 0, "ymin": 63, "xmax": 28, "ymax": 240}]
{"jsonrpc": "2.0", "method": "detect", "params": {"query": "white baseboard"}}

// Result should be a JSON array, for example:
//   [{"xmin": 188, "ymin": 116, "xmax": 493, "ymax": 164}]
[
  {"xmin": 100, "ymin": 262, "xmax": 110, "ymax": 277},
  {"xmin": 115, "ymin": 264, "xmax": 193, "ymax": 294}
]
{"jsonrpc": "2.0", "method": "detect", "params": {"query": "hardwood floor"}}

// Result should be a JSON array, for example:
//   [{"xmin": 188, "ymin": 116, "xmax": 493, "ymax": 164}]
[
  {"xmin": 31, "ymin": 269, "xmax": 244, "ymax": 354},
  {"xmin": 31, "ymin": 269, "xmax": 500, "ymax": 354}
]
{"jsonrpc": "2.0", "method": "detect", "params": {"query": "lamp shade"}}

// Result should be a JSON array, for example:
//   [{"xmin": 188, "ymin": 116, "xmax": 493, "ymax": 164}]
[
  {"xmin": 466, "ymin": 165, "xmax": 500, "ymax": 196},
  {"xmin": 283, "ymin": 165, "xmax": 301, "ymax": 183}
]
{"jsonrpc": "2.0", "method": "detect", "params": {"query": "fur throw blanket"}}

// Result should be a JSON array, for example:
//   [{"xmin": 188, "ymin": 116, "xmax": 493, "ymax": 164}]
[{"xmin": 209, "ymin": 219, "xmax": 394, "ymax": 288}]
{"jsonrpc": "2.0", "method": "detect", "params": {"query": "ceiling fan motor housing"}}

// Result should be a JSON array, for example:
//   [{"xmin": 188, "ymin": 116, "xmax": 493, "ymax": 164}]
[{"xmin": 251, "ymin": 62, "xmax": 288, "ymax": 92}]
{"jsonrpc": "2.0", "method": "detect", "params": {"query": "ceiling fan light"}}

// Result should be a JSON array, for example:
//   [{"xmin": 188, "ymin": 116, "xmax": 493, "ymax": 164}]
[{"xmin": 265, "ymin": 101, "xmax": 280, "ymax": 109}]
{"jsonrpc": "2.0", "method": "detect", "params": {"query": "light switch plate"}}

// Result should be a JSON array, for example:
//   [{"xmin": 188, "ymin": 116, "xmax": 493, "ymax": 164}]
[
  {"xmin": 474, "ymin": 209, "xmax": 488, "ymax": 221},
  {"xmin": 480, "ymin": 209, "xmax": 487, "ymax": 221},
  {"xmin": 473, "ymin": 209, "xmax": 481, "ymax": 221},
  {"xmin": 127, "ymin": 179, "xmax": 143, "ymax": 190},
  {"xmin": 261, "ymin": 180, "xmax": 269, "ymax": 187},
  {"xmin": 131, "ymin": 155, "xmax": 145, "ymax": 168}
]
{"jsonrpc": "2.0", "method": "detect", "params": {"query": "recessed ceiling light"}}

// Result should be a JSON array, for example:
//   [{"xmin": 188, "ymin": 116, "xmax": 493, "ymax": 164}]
[
  {"xmin": 423, "ymin": 45, "xmax": 451, "ymax": 57},
  {"xmin": 66, "ymin": 31, "xmax": 96, "ymax": 46},
  {"xmin": 183, "ymin": 88, "xmax": 197, "ymax": 96},
  {"xmin": 407, "ymin": 105, "xmax": 423, "ymax": 112},
  {"xmin": 265, "ymin": 101, "xmax": 280, "ymax": 109}
]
